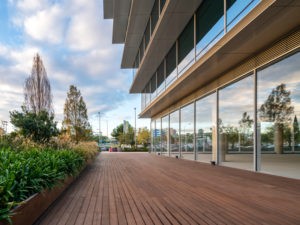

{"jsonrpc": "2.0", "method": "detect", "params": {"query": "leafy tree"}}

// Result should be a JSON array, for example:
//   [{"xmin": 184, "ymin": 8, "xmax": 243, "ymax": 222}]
[
  {"xmin": 111, "ymin": 121, "xmax": 134, "ymax": 145},
  {"xmin": 10, "ymin": 107, "xmax": 58, "ymax": 143},
  {"xmin": 137, "ymin": 127, "xmax": 150, "ymax": 147},
  {"xmin": 259, "ymin": 84, "xmax": 294, "ymax": 153},
  {"xmin": 24, "ymin": 53, "xmax": 53, "ymax": 114},
  {"xmin": 62, "ymin": 85, "xmax": 91, "ymax": 143}
]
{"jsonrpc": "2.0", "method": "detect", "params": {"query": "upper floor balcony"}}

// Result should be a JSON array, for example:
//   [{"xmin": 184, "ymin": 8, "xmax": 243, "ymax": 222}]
[{"xmin": 137, "ymin": 0, "xmax": 262, "ymax": 112}]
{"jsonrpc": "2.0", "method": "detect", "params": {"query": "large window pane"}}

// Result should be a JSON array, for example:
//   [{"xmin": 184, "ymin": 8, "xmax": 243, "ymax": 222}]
[
  {"xmin": 150, "ymin": 73, "xmax": 157, "ymax": 101},
  {"xmin": 257, "ymin": 51, "xmax": 300, "ymax": 179},
  {"xmin": 166, "ymin": 44, "xmax": 177, "ymax": 87},
  {"xmin": 178, "ymin": 18, "xmax": 194, "ymax": 76},
  {"xmin": 196, "ymin": 0, "xmax": 224, "ymax": 59},
  {"xmin": 170, "ymin": 110, "xmax": 180, "ymax": 157},
  {"xmin": 139, "ymin": 39, "xmax": 144, "ymax": 62},
  {"xmin": 151, "ymin": 0, "xmax": 159, "ymax": 34},
  {"xmin": 161, "ymin": 115, "xmax": 169, "ymax": 156},
  {"xmin": 219, "ymin": 75, "xmax": 254, "ymax": 170},
  {"xmin": 180, "ymin": 103, "xmax": 195, "ymax": 160},
  {"xmin": 144, "ymin": 20, "xmax": 151, "ymax": 48},
  {"xmin": 160, "ymin": 0, "xmax": 166, "ymax": 14},
  {"xmin": 144, "ymin": 83, "xmax": 151, "ymax": 106},
  {"xmin": 134, "ymin": 53, "xmax": 139, "ymax": 69},
  {"xmin": 151, "ymin": 120, "xmax": 155, "ymax": 152},
  {"xmin": 156, "ymin": 61, "xmax": 165, "ymax": 95},
  {"xmin": 196, "ymin": 93, "xmax": 216, "ymax": 163},
  {"xmin": 154, "ymin": 118, "xmax": 161, "ymax": 153},
  {"xmin": 226, "ymin": 0, "xmax": 260, "ymax": 32}
]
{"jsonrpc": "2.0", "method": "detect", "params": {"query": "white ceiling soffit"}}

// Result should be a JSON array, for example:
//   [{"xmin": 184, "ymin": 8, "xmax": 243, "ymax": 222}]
[
  {"xmin": 113, "ymin": 0, "xmax": 132, "ymax": 43},
  {"xmin": 128, "ymin": 0, "xmax": 203, "ymax": 92},
  {"xmin": 103, "ymin": 0, "xmax": 113, "ymax": 19}
]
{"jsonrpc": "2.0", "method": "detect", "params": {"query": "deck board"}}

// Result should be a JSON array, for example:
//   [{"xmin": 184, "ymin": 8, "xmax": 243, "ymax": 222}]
[{"xmin": 35, "ymin": 153, "xmax": 300, "ymax": 225}]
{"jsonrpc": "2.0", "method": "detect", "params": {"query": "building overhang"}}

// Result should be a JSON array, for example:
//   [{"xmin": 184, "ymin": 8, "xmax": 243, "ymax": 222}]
[
  {"xmin": 121, "ymin": 0, "xmax": 156, "ymax": 68},
  {"xmin": 103, "ymin": 0, "xmax": 132, "ymax": 44},
  {"xmin": 128, "ymin": 0, "xmax": 203, "ymax": 90},
  {"xmin": 139, "ymin": 0, "xmax": 300, "ymax": 118}
]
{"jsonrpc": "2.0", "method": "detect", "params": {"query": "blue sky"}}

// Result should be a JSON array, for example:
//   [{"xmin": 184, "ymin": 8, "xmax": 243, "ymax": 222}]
[{"xmin": 0, "ymin": 0, "xmax": 149, "ymax": 135}]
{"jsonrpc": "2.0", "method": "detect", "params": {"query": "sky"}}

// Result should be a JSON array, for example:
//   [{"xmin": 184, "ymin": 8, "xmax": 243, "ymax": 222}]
[{"xmin": 0, "ymin": 0, "xmax": 150, "ymax": 136}]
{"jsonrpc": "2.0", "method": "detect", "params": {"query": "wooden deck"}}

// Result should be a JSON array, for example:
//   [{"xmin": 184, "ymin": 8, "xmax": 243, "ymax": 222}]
[{"xmin": 35, "ymin": 152, "xmax": 300, "ymax": 225}]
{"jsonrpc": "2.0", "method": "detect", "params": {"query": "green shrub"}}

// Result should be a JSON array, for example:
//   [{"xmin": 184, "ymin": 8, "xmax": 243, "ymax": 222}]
[{"xmin": 0, "ymin": 147, "xmax": 85, "ymax": 222}]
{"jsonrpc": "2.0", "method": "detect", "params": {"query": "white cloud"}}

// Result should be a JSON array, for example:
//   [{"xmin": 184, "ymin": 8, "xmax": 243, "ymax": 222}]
[
  {"xmin": 1, "ymin": 0, "xmax": 150, "ymax": 134},
  {"xmin": 14, "ymin": 0, "xmax": 49, "ymax": 12},
  {"xmin": 24, "ymin": 4, "xmax": 65, "ymax": 44}
]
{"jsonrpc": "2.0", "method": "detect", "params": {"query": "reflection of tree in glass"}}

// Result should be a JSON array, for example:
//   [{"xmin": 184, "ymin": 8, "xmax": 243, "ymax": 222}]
[
  {"xmin": 259, "ymin": 84, "xmax": 294, "ymax": 153},
  {"xmin": 223, "ymin": 126, "xmax": 239, "ymax": 150},
  {"xmin": 238, "ymin": 112, "xmax": 254, "ymax": 147}
]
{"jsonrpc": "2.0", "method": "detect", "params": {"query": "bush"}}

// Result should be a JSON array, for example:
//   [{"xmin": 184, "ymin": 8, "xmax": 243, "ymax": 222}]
[
  {"xmin": 122, "ymin": 146, "xmax": 149, "ymax": 152},
  {"xmin": 0, "ymin": 147, "xmax": 85, "ymax": 223},
  {"xmin": 72, "ymin": 142, "xmax": 99, "ymax": 161}
]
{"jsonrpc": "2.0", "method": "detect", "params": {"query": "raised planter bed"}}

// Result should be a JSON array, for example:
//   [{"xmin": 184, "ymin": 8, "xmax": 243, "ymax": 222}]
[{"xmin": 0, "ymin": 157, "xmax": 96, "ymax": 225}]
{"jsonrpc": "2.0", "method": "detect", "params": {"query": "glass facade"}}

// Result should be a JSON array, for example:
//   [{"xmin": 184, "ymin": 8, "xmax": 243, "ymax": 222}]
[
  {"xmin": 257, "ymin": 52, "xmax": 300, "ymax": 178},
  {"xmin": 165, "ymin": 44, "xmax": 177, "ymax": 88},
  {"xmin": 226, "ymin": 0, "xmax": 260, "ymax": 31},
  {"xmin": 151, "ymin": 120, "xmax": 155, "ymax": 152},
  {"xmin": 151, "ymin": 49, "xmax": 300, "ymax": 179},
  {"xmin": 196, "ymin": 93, "xmax": 216, "ymax": 163},
  {"xmin": 219, "ymin": 75, "xmax": 254, "ymax": 170},
  {"xmin": 196, "ymin": 0, "xmax": 224, "ymax": 59},
  {"xmin": 161, "ymin": 115, "xmax": 169, "ymax": 156},
  {"xmin": 154, "ymin": 118, "xmax": 161, "ymax": 153},
  {"xmin": 180, "ymin": 103, "xmax": 195, "ymax": 160},
  {"xmin": 178, "ymin": 18, "xmax": 195, "ymax": 76},
  {"xmin": 170, "ymin": 110, "xmax": 180, "ymax": 158},
  {"xmin": 141, "ymin": 0, "xmax": 261, "ymax": 111}
]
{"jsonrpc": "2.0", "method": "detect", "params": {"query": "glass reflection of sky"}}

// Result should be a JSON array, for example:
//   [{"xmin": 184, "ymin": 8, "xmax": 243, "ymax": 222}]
[
  {"xmin": 170, "ymin": 110, "xmax": 179, "ymax": 134},
  {"xmin": 258, "ymin": 52, "xmax": 300, "ymax": 132},
  {"xmin": 219, "ymin": 75, "xmax": 254, "ymax": 126},
  {"xmin": 196, "ymin": 93, "xmax": 216, "ymax": 133},
  {"xmin": 258, "ymin": 52, "xmax": 300, "ymax": 110},
  {"xmin": 181, "ymin": 103, "xmax": 194, "ymax": 134},
  {"xmin": 226, "ymin": 0, "xmax": 260, "ymax": 31}
]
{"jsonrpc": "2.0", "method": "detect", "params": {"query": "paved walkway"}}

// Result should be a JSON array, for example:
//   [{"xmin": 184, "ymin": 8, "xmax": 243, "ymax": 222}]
[{"xmin": 35, "ymin": 153, "xmax": 300, "ymax": 225}]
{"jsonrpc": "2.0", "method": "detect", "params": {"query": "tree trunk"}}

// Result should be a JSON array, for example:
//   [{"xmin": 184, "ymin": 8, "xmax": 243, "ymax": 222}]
[{"xmin": 274, "ymin": 123, "xmax": 283, "ymax": 154}]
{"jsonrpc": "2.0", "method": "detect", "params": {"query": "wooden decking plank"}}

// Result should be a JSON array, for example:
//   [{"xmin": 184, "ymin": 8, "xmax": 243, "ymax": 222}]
[
  {"xmin": 93, "ymin": 161, "xmax": 105, "ymax": 225},
  {"xmin": 107, "ymin": 159, "xmax": 118, "ymax": 225},
  {"xmin": 112, "ymin": 161, "xmax": 137, "ymax": 225},
  {"xmin": 101, "ymin": 159, "xmax": 111, "ymax": 225},
  {"xmin": 111, "ymin": 159, "xmax": 128, "ymax": 225},
  {"xmin": 115, "ymin": 162, "xmax": 153, "ymax": 225},
  {"xmin": 36, "ymin": 153, "xmax": 300, "ymax": 225}
]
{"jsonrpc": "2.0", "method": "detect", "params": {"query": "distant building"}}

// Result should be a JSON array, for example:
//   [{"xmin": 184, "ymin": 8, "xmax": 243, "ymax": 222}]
[{"xmin": 104, "ymin": 0, "xmax": 300, "ymax": 179}]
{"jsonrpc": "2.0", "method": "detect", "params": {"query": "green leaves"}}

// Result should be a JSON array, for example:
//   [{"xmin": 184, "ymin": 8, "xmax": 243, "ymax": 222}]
[
  {"xmin": 10, "ymin": 110, "xmax": 59, "ymax": 143},
  {"xmin": 0, "ymin": 148, "xmax": 85, "ymax": 222}
]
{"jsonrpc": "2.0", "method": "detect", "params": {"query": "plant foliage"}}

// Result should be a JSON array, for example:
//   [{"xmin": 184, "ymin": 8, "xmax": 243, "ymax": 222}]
[
  {"xmin": 10, "ymin": 108, "xmax": 58, "ymax": 143},
  {"xmin": 0, "ymin": 147, "xmax": 86, "ymax": 222}
]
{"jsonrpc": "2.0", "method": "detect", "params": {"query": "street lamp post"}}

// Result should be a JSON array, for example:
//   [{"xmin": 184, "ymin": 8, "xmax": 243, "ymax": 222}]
[
  {"xmin": 98, "ymin": 112, "xmax": 101, "ymax": 146},
  {"xmin": 134, "ymin": 107, "xmax": 137, "ymax": 149}
]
